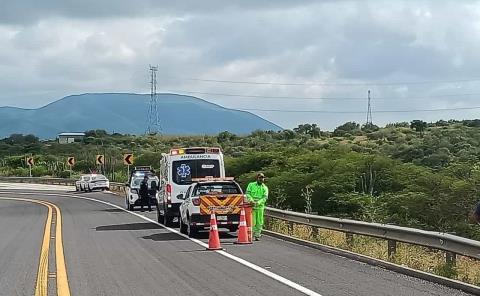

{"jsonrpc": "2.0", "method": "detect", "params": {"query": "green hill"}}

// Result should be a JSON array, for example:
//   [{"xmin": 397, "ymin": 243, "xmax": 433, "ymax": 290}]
[{"xmin": 0, "ymin": 93, "xmax": 282, "ymax": 139}]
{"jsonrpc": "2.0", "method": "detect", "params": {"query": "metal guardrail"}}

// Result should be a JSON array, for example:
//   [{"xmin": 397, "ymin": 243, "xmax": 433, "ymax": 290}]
[
  {"xmin": 0, "ymin": 176, "xmax": 76, "ymax": 186},
  {"xmin": 109, "ymin": 182, "xmax": 126, "ymax": 194},
  {"xmin": 1, "ymin": 177, "xmax": 479, "ymax": 264},
  {"xmin": 0, "ymin": 177, "xmax": 127, "ymax": 193},
  {"xmin": 265, "ymin": 207, "xmax": 480, "ymax": 263}
]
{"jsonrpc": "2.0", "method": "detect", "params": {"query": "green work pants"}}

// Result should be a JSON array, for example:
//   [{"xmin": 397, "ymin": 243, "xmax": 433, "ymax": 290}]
[{"xmin": 253, "ymin": 207, "xmax": 265, "ymax": 237}]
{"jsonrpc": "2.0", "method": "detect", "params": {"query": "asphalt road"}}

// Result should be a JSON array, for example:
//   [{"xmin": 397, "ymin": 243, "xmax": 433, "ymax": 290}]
[
  {"xmin": 0, "ymin": 199, "xmax": 45, "ymax": 296},
  {"xmin": 0, "ymin": 184, "xmax": 474, "ymax": 296}
]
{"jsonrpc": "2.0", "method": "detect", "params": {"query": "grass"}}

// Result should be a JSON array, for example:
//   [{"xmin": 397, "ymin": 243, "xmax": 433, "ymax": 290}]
[{"xmin": 265, "ymin": 217, "xmax": 480, "ymax": 286}]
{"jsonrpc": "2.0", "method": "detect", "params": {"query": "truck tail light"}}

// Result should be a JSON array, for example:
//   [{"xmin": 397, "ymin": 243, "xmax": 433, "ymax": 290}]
[
  {"xmin": 192, "ymin": 198, "xmax": 201, "ymax": 206},
  {"xmin": 166, "ymin": 184, "xmax": 172, "ymax": 204}
]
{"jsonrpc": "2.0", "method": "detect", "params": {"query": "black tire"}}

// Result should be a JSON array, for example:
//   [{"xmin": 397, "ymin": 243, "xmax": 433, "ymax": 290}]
[
  {"xmin": 75, "ymin": 186, "xmax": 79, "ymax": 192},
  {"xmin": 157, "ymin": 203, "xmax": 164, "ymax": 223},
  {"xmin": 187, "ymin": 216, "xmax": 197, "ymax": 238},
  {"xmin": 164, "ymin": 213, "xmax": 174, "ymax": 227},
  {"xmin": 179, "ymin": 215, "xmax": 187, "ymax": 234}
]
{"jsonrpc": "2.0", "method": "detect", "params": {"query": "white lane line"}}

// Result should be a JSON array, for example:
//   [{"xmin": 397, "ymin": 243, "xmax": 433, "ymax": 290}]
[{"xmin": 0, "ymin": 191, "xmax": 323, "ymax": 296}]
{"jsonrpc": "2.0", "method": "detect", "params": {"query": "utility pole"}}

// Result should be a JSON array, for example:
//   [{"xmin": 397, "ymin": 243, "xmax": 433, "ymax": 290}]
[
  {"xmin": 366, "ymin": 90, "xmax": 373, "ymax": 127},
  {"xmin": 147, "ymin": 65, "xmax": 162, "ymax": 134}
]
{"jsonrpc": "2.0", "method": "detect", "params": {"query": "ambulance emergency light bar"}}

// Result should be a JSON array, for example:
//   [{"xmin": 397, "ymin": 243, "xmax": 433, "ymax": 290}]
[
  {"xmin": 170, "ymin": 147, "xmax": 222, "ymax": 155},
  {"xmin": 191, "ymin": 177, "xmax": 235, "ymax": 182},
  {"xmin": 133, "ymin": 166, "xmax": 152, "ymax": 171}
]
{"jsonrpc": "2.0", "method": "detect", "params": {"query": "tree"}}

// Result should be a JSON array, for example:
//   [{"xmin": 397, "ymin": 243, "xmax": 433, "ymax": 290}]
[
  {"xmin": 217, "ymin": 131, "xmax": 236, "ymax": 142},
  {"xmin": 85, "ymin": 129, "xmax": 108, "ymax": 137},
  {"xmin": 410, "ymin": 120, "xmax": 427, "ymax": 136},
  {"xmin": 293, "ymin": 124, "xmax": 321, "ymax": 138},
  {"xmin": 333, "ymin": 122, "xmax": 360, "ymax": 136},
  {"xmin": 279, "ymin": 130, "xmax": 296, "ymax": 140},
  {"xmin": 361, "ymin": 123, "xmax": 380, "ymax": 133}
]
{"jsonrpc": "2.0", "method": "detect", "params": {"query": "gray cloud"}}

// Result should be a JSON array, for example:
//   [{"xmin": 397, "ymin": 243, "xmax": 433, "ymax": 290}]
[
  {"xmin": 0, "ymin": 0, "xmax": 315, "ymax": 25},
  {"xmin": 1, "ymin": 0, "xmax": 480, "ymax": 130}
]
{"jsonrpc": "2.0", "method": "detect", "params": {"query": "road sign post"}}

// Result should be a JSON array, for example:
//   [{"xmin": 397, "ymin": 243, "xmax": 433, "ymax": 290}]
[
  {"xmin": 123, "ymin": 153, "xmax": 134, "ymax": 177},
  {"xmin": 67, "ymin": 157, "xmax": 75, "ymax": 179},
  {"xmin": 26, "ymin": 157, "xmax": 34, "ymax": 177},
  {"xmin": 96, "ymin": 155, "xmax": 105, "ymax": 174}
]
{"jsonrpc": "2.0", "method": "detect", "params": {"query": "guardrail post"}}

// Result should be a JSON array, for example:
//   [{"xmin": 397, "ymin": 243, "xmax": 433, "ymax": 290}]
[
  {"xmin": 446, "ymin": 252, "xmax": 456, "ymax": 266},
  {"xmin": 345, "ymin": 232, "xmax": 354, "ymax": 248},
  {"xmin": 288, "ymin": 221, "xmax": 294, "ymax": 236},
  {"xmin": 387, "ymin": 239, "xmax": 397, "ymax": 260},
  {"xmin": 314, "ymin": 226, "xmax": 321, "ymax": 241}
]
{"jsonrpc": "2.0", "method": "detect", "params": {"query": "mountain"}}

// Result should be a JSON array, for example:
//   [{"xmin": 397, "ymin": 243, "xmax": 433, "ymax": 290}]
[{"xmin": 0, "ymin": 93, "xmax": 282, "ymax": 139}]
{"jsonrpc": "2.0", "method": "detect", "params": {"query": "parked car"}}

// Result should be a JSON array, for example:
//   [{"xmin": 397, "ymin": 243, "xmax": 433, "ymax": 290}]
[
  {"xmin": 83, "ymin": 174, "xmax": 110, "ymax": 192},
  {"xmin": 75, "ymin": 175, "xmax": 90, "ymax": 192},
  {"xmin": 125, "ymin": 166, "xmax": 159, "ymax": 211}
]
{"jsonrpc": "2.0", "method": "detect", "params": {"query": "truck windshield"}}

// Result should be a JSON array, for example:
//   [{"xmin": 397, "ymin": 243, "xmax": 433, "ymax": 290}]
[
  {"xmin": 131, "ymin": 177, "xmax": 158, "ymax": 189},
  {"xmin": 172, "ymin": 159, "xmax": 220, "ymax": 185}
]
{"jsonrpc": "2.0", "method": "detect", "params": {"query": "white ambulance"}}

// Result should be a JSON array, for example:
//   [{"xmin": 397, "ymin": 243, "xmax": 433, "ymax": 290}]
[{"xmin": 157, "ymin": 147, "xmax": 225, "ymax": 226}]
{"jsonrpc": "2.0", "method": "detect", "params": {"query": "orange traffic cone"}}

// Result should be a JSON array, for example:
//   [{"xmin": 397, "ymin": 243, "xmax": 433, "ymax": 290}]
[
  {"xmin": 207, "ymin": 211, "xmax": 223, "ymax": 250},
  {"xmin": 235, "ymin": 207, "xmax": 252, "ymax": 244}
]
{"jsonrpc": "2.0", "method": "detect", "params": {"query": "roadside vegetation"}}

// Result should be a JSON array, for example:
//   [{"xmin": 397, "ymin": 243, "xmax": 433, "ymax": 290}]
[{"xmin": 1, "ymin": 120, "xmax": 480, "ymax": 244}]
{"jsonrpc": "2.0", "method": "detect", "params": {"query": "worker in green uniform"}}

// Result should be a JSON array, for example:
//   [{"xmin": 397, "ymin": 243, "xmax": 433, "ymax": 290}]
[{"xmin": 246, "ymin": 173, "xmax": 269, "ymax": 241}]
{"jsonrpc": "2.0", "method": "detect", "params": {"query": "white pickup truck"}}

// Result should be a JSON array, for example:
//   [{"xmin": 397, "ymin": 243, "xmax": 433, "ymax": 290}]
[{"xmin": 178, "ymin": 178, "xmax": 245, "ymax": 237}]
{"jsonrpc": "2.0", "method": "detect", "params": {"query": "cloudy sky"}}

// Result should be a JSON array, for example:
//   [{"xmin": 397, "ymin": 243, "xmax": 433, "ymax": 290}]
[{"xmin": 1, "ymin": 0, "xmax": 480, "ymax": 130}]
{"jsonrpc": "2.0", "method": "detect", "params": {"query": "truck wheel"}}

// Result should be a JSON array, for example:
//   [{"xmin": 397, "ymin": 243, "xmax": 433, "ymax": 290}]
[
  {"xmin": 187, "ymin": 216, "xmax": 197, "ymax": 238},
  {"xmin": 156, "ymin": 204, "xmax": 163, "ymax": 223},
  {"xmin": 127, "ymin": 197, "xmax": 134, "ymax": 211},
  {"xmin": 164, "ymin": 213, "xmax": 173, "ymax": 227},
  {"xmin": 179, "ymin": 215, "xmax": 187, "ymax": 234}
]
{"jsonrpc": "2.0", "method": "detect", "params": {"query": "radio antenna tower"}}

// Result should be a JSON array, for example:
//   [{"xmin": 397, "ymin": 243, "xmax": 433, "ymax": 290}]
[
  {"xmin": 366, "ymin": 90, "xmax": 373, "ymax": 127},
  {"xmin": 147, "ymin": 65, "xmax": 161, "ymax": 134}
]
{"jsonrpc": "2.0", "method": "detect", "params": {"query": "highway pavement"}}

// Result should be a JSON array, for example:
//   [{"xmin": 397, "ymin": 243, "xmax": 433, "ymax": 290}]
[{"xmin": 0, "ymin": 183, "xmax": 474, "ymax": 296}]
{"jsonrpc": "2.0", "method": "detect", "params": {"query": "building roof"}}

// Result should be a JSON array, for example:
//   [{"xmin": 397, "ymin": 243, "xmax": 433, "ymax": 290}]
[{"xmin": 58, "ymin": 132, "xmax": 86, "ymax": 136}]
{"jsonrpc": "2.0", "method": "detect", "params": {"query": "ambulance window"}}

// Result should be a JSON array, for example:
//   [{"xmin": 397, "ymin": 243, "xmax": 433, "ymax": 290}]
[{"xmin": 172, "ymin": 159, "xmax": 220, "ymax": 185}]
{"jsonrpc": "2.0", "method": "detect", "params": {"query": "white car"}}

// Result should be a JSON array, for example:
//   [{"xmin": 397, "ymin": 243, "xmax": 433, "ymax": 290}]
[
  {"xmin": 83, "ymin": 174, "xmax": 110, "ymax": 192},
  {"xmin": 75, "ymin": 175, "xmax": 90, "ymax": 192},
  {"xmin": 178, "ymin": 178, "xmax": 244, "ymax": 237},
  {"xmin": 125, "ymin": 168, "xmax": 159, "ymax": 211}
]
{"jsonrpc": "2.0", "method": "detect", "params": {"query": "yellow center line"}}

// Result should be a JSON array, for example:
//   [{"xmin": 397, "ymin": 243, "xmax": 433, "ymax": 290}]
[
  {"xmin": 44, "ymin": 201, "xmax": 71, "ymax": 296},
  {"xmin": 0, "ymin": 197, "xmax": 71, "ymax": 296}
]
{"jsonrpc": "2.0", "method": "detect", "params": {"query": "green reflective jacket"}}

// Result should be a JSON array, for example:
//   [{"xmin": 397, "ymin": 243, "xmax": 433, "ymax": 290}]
[{"xmin": 246, "ymin": 181, "xmax": 269, "ymax": 208}]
